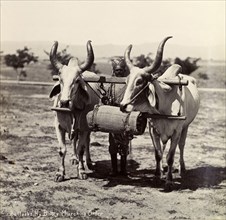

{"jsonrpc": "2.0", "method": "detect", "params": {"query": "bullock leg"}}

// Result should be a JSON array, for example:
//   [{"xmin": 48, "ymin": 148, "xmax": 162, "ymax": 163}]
[
  {"xmin": 84, "ymin": 131, "xmax": 95, "ymax": 169},
  {"xmin": 76, "ymin": 131, "xmax": 89, "ymax": 180},
  {"xmin": 70, "ymin": 131, "xmax": 79, "ymax": 165},
  {"xmin": 55, "ymin": 122, "xmax": 67, "ymax": 182},
  {"xmin": 75, "ymin": 111, "xmax": 94, "ymax": 169},
  {"xmin": 71, "ymin": 131, "xmax": 92, "ymax": 170},
  {"xmin": 165, "ymin": 133, "xmax": 180, "ymax": 191},
  {"xmin": 149, "ymin": 126, "xmax": 164, "ymax": 178},
  {"xmin": 178, "ymin": 127, "xmax": 188, "ymax": 176}
]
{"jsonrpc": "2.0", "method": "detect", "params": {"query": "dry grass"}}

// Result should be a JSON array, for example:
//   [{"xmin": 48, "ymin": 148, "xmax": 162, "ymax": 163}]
[
  {"xmin": 0, "ymin": 61, "xmax": 225, "ymax": 219},
  {"xmin": 0, "ymin": 82, "xmax": 225, "ymax": 220}
]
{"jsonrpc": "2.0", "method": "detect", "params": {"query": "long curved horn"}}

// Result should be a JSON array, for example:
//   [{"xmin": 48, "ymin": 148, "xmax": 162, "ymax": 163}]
[
  {"xmin": 50, "ymin": 41, "xmax": 63, "ymax": 72},
  {"xmin": 124, "ymin": 44, "xmax": 134, "ymax": 70},
  {"xmin": 79, "ymin": 40, "xmax": 94, "ymax": 72},
  {"xmin": 144, "ymin": 36, "xmax": 172, "ymax": 73}
]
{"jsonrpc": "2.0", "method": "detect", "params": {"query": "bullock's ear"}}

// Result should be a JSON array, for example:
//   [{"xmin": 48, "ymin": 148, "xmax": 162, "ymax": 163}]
[
  {"xmin": 77, "ymin": 78, "xmax": 90, "ymax": 104},
  {"xmin": 147, "ymin": 83, "xmax": 156, "ymax": 107},
  {"xmin": 158, "ymin": 81, "xmax": 172, "ymax": 92},
  {"xmin": 71, "ymin": 83, "xmax": 90, "ymax": 110},
  {"xmin": 49, "ymin": 82, "xmax": 61, "ymax": 98},
  {"xmin": 80, "ymin": 84, "xmax": 90, "ymax": 104},
  {"xmin": 142, "ymin": 72, "xmax": 158, "ymax": 82}
]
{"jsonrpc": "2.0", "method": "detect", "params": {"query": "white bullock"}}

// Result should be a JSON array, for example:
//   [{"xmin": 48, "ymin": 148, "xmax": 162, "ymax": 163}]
[
  {"xmin": 49, "ymin": 41, "xmax": 100, "ymax": 181},
  {"xmin": 120, "ymin": 37, "xmax": 200, "ymax": 190}
]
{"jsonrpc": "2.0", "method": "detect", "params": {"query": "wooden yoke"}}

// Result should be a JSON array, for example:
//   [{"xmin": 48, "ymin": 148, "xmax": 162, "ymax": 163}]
[{"xmin": 82, "ymin": 75, "xmax": 188, "ymax": 86}]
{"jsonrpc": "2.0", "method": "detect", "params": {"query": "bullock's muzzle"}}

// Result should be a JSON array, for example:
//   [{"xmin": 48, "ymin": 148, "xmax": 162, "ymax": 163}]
[{"xmin": 60, "ymin": 100, "xmax": 71, "ymax": 108}]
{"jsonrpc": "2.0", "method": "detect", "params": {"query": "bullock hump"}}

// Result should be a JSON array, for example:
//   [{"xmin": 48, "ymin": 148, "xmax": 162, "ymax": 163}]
[{"xmin": 159, "ymin": 64, "xmax": 182, "ymax": 79}]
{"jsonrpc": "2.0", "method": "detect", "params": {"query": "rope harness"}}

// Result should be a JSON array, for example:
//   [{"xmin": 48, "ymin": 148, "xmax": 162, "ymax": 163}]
[
  {"xmin": 177, "ymin": 74, "xmax": 183, "ymax": 116},
  {"xmin": 81, "ymin": 75, "xmax": 111, "ymax": 105},
  {"xmin": 85, "ymin": 71, "xmax": 133, "ymax": 154}
]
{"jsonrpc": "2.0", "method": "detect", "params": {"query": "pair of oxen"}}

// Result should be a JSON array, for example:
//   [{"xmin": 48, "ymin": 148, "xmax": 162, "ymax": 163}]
[{"xmin": 49, "ymin": 37, "xmax": 200, "ymax": 191}]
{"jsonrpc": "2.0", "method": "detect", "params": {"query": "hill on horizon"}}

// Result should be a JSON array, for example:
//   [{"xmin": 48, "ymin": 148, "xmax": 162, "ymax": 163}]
[{"xmin": 1, "ymin": 41, "xmax": 225, "ymax": 61}]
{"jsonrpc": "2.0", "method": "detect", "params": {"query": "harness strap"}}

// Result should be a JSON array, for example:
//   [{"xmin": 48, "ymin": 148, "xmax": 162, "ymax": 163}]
[
  {"xmin": 81, "ymin": 75, "xmax": 103, "ymax": 100},
  {"xmin": 177, "ymin": 75, "xmax": 183, "ymax": 116},
  {"xmin": 126, "ymin": 82, "xmax": 151, "ymax": 105},
  {"xmin": 108, "ymin": 83, "xmax": 126, "ymax": 105}
]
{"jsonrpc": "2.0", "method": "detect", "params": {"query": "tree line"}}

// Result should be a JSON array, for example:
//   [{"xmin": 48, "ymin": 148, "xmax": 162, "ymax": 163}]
[{"xmin": 3, "ymin": 46, "xmax": 201, "ymax": 80}]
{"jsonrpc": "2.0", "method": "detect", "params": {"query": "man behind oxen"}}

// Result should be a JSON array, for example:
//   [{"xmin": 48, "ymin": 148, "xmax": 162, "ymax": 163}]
[{"xmin": 108, "ymin": 57, "xmax": 130, "ymax": 176}]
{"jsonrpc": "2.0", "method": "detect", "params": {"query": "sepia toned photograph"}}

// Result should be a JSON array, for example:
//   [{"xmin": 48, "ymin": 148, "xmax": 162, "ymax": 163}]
[{"xmin": 0, "ymin": 1, "xmax": 225, "ymax": 219}]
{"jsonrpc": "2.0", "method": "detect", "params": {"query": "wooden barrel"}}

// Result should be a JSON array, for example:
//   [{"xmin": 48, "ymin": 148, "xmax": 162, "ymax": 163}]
[{"xmin": 87, "ymin": 105, "xmax": 147, "ymax": 135}]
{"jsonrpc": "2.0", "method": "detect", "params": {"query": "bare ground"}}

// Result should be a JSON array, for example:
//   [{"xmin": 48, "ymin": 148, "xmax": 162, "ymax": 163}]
[{"xmin": 0, "ymin": 83, "xmax": 225, "ymax": 220}]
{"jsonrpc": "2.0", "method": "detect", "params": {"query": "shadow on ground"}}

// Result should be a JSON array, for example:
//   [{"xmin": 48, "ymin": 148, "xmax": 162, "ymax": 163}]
[{"xmin": 89, "ymin": 159, "xmax": 226, "ymax": 191}]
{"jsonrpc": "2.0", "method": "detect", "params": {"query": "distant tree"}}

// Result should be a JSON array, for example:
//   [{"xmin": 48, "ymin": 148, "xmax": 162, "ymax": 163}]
[
  {"xmin": 198, "ymin": 72, "xmax": 209, "ymax": 80},
  {"xmin": 174, "ymin": 57, "xmax": 201, "ymax": 75},
  {"xmin": 4, "ymin": 47, "xmax": 38, "ymax": 81},
  {"xmin": 132, "ymin": 54, "xmax": 150, "ymax": 68},
  {"xmin": 132, "ymin": 53, "xmax": 169, "ymax": 72},
  {"xmin": 133, "ymin": 52, "xmax": 200, "ymax": 76}
]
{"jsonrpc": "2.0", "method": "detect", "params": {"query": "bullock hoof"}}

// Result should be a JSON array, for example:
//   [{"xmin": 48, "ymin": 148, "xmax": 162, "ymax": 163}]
[
  {"xmin": 54, "ymin": 173, "xmax": 65, "ymax": 182},
  {"xmin": 78, "ymin": 170, "xmax": 88, "ymax": 180},
  {"xmin": 164, "ymin": 181, "xmax": 175, "ymax": 192}
]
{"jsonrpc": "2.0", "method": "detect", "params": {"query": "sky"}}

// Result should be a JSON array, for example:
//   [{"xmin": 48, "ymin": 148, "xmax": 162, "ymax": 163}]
[{"xmin": 1, "ymin": 1, "xmax": 225, "ymax": 47}]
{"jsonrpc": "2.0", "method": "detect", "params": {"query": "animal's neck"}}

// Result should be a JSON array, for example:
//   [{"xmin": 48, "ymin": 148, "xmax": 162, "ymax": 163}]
[
  {"xmin": 156, "ymin": 85, "xmax": 184, "ymax": 116},
  {"xmin": 134, "ymin": 90, "xmax": 160, "ymax": 114}
]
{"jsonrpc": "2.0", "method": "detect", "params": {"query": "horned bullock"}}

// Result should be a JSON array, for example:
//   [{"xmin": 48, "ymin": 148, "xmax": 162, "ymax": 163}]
[
  {"xmin": 49, "ymin": 41, "xmax": 100, "ymax": 181},
  {"xmin": 120, "ymin": 37, "xmax": 200, "ymax": 190}
]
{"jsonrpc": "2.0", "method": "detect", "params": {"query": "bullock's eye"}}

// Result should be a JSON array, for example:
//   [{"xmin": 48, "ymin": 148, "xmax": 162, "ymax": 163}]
[{"xmin": 136, "ymin": 78, "xmax": 145, "ymax": 86}]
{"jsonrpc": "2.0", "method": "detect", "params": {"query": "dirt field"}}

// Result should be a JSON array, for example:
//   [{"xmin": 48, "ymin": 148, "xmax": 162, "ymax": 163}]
[{"xmin": 0, "ymin": 67, "xmax": 226, "ymax": 219}]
